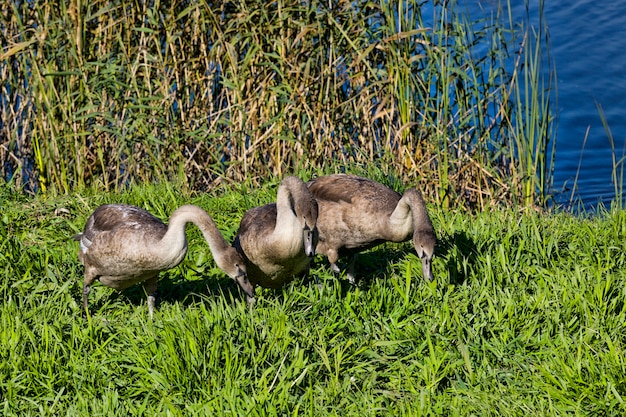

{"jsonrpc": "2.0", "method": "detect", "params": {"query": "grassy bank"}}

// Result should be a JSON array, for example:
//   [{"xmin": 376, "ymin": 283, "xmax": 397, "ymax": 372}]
[{"xmin": 1, "ymin": 180, "xmax": 624, "ymax": 415}]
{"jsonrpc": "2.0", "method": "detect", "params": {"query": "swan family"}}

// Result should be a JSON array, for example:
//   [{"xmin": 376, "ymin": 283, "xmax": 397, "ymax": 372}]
[{"xmin": 74, "ymin": 174, "xmax": 436, "ymax": 316}]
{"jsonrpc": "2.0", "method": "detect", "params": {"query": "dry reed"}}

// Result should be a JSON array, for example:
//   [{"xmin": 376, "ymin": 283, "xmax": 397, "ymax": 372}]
[{"xmin": 0, "ymin": 0, "xmax": 554, "ymax": 209}]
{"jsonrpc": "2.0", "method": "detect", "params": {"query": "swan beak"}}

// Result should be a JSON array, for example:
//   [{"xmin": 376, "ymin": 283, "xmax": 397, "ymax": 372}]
[
  {"xmin": 234, "ymin": 269, "xmax": 255, "ymax": 301},
  {"xmin": 421, "ymin": 256, "xmax": 434, "ymax": 282},
  {"xmin": 303, "ymin": 226, "xmax": 318, "ymax": 257}
]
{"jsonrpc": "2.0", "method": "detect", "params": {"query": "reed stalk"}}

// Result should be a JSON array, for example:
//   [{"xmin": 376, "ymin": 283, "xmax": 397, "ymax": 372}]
[
  {"xmin": 597, "ymin": 102, "xmax": 626, "ymax": 210},
  {"xmin": 0, "ymin": 0, "xmax": 555, "ymax": 209}
]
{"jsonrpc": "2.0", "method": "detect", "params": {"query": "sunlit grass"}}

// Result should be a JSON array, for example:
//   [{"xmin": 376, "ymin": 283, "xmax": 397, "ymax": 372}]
[{"xmin": 1, "ymin": 181, "xmax": 625, "ymax": 415}]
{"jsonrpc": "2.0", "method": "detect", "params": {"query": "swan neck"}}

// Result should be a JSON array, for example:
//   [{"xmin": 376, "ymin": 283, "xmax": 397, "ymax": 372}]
[
  {"xmin": 161, "ymin": 205, "xmax": 229, "ymax": 265},
  {"xmin": 273, "ymin": 177, "xmax": 311, "ymax": 253},
  {"xmin": 178, "ymin": 205, "xmax": 228, "ymax": 249}
]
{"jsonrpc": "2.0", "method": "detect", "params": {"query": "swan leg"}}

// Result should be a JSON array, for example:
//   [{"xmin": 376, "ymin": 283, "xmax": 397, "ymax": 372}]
[
  {"xmin": 143, "ymin": 276, "xmax": 158, "ymax": 319},
  {"xmin": 327, "ymin": 249, "xmax": 341, "ymax": 274},
  {"xmin": 82, "ymin": 284, "xmax": 91, "ymax": 317},
  {"xmin": 82, "ymin": 267, "xmax": 98, "ymax": 318},
  {"xmin": 346, "ymin": 255, "xmax": 357, "ymax": 285}
]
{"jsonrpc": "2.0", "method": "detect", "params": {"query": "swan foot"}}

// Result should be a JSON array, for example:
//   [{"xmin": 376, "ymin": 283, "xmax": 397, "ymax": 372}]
[
  {"xmin": 147, "ymin": 295, "xmax": 156, "ymax": 319},
  {"xmin": 347, "ymin": 274, "xmax": 357, "ymax": 286},
  {"xmin": 144, "ymin": 276, "xmax": 158, "ymax": 319}
]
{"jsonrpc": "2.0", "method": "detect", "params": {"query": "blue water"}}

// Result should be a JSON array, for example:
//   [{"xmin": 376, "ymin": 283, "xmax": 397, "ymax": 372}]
[{"xmin": 464, "ymin": 0, "xmax": 626, "ymax": 209}]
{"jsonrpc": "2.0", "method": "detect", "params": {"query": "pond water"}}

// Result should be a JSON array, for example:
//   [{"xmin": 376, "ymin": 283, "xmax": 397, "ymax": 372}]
[{"xmin": 464, "ymin": 0, "xmax": 626, "ymax": 210}]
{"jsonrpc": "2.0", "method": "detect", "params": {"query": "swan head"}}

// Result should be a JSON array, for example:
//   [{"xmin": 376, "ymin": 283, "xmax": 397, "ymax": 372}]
[
  {"xmin": 302, "ymin": 223, "xmax": 318, "ymax": 257},
  {"xmin": 414, "ymin": 228, "xmax": 436, "ymax": 282},
  {"xmin": 220, "ymin": 248, "xmax": 255, "ymax": 300}
]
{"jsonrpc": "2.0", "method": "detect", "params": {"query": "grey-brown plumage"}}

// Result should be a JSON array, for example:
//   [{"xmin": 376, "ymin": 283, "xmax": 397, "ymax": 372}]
[
  {"xmin": 73, "ymin": 204, "xmax": 253, "ymax": 317},
  {"xmin": 307, "ymin": 174, "xmax": 436, "ymax": 284},
  {"xmin": 233, "ymin": 176, "xmax": 318, "ymax": 295}
]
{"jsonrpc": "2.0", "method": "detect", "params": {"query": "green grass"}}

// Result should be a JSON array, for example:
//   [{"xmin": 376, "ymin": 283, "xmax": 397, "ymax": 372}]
[{"xmin": 1, "ymin": 180, "xmax": 625, "ymax": 415}]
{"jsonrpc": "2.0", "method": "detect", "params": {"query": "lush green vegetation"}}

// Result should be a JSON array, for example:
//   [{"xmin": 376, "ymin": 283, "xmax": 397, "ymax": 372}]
[
  {"xmin": 0, "ymin": 0, "xmax": 554, "ymax": 209},
  {"xmin": 3, "ymin": 0, "xmax": 622, "ymax": 415},
  {"xmin": 1, "ymin": 180, "xmax": 625, "ymax": 415}
]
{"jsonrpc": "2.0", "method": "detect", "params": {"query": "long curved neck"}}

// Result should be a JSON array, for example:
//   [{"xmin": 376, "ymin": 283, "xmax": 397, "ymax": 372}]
[
  {"xmin": 275, "ymin": 180, "xmax": 299, "ymax": 230},
  {"xmin": 388, "ymin": 196, "xmax": 413, "ymax": 242},
  {"xmin": 159, "ymin": 205, "xmax": 230, "ymax": 269},
  {"xmin": 406, "ymin": 189, "xmax": 433, "ymax": 234},
  {"xmin": 388, "ymin": 189, "xmax": 430, "ymax": 242},
  {"xmin": 272, "ymin": 177, "xmax": 309, "ymax": 253}
]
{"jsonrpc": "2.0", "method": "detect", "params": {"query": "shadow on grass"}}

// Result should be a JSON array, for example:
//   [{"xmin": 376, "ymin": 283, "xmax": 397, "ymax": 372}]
[
  {"xmin": 309, "ymin": 244, "xmax": 424, "ymax": 294},
  {"xmin": 159, "ymin": 271, "xmax": 247, "ymax": 306},
  {"xmin": 308, "ymin": 231, "xmax": 479, "ymax": 291},
  {"xmin": 96, "ymin": 270, "xmax": 248, "ymax": 312},
  {"xmin": 435, "ymin": 231, "xmax": 478, "ymax": 286},
  {"xmin": 87, "ymin": 231, "xmax": 479, "ymax": 313}
]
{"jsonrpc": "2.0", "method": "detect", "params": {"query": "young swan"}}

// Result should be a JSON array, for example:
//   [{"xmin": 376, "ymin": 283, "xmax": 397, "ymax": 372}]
[
  {"xmin": 307, "ymin": 174, "xmax": 436, "ymax": 284},
  {"xmin": 73, "ymin": 204, "xmax": 253, "ymax": 317},
  {"xmin": 233, "ymin": 176, "xmax": 318, "ymax": 297}
]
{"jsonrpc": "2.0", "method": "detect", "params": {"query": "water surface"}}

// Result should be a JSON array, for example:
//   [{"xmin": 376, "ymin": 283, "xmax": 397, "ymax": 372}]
[{"xmin": 466, "ymin": 0, "xmax": 626, "ymax": 209}]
